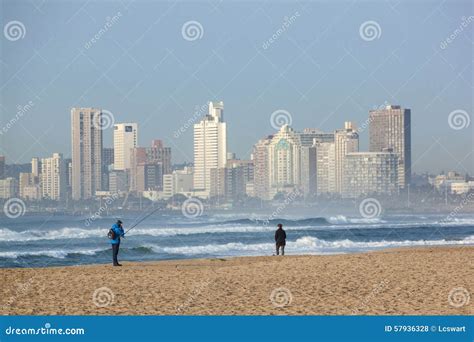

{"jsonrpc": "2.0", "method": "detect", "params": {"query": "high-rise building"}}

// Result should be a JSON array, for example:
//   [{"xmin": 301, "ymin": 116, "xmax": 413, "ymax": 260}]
[
  {"xmin": 102, "ymin": 148, "xmax": 115, "ymax": 169},
  {"xmin": 209, "ymin": 167, "xmax": 226, "ymax": 199},
  {"xmin": 19, "ymin": 172, "xmax": 36, "ymax": 199},
  {"xmin": 209, "ymin": 159, "xmax": 252, "ymax": 202},
  {"xmin": 193, "ymin": 101, "xmax": 227, "ymax": 197},
  {"xmin": 342, "ymin": 151, "xmax": 399, "ymax": 198},
  {"xmin": 334, "ymin": 122, "xmax": 359, "ymax": 193},
  {"xmin": 67, "ymin": 161, "xmax": 73, "ymax": 189},
  {"xmin": 369, "ymin": 105, "xmax": 411, "ymax": 188},
  {"xmin": 315, "ymin": 141, "xmax": 336, "ymax": 194},
  {"xmin": 0, "ymin": 177, "xmax": 18, "ymax": 199},
  {"xmin": 129, "ymin": 147, "xmax": 146, "ymax": 193},
  {"xmin": 113, "ymin": 123, "xmax": 138, "ymax": 170},
  {"xmin": 300, "ymin": 128, "xmax": 334, "ymax": 146},
  {"xmin": 109, "ymin": 170, "xmax": 128, "ymax": 193},
  {"xmin": 41, "ymin": 153, "xmax": 67, "ymax": 200},
  {"xmin": 71, "ymin": 107, "xmax": 103, "ymax": 200},
  {"xmin": 129, "ymin": 141, "xmax": 172, "ymax": 193},
  {"xmin": 136, "ymin": 164, "xmax": 162, "ymax": 192},
  {"xmin": 31, "ymin": 157, "xmax": 40, "ymax": 179},
  {"xmin": 146, "ymin": 140, "xmax": 172, "ymax": 175},
  {"xmin": 210, "ymin": 165, "xmax": 246, "ymax": 202},
  {"xmin": 252, "ymin": 135, "xmax": 273, "ymax": 200},
  {"xmin": 268, "ymin": 125, "xmax": 302, "ymax": 198},
  {"xmin": 102, "ymin": 147, "xmax": 115, "ymax": 191},
  {"xmin": 300, "ymin": 145, "xmax": 317, "ymax": 197}
]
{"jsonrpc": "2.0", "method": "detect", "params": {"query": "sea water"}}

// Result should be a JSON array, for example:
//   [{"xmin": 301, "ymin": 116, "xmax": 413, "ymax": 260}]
[{"xmin": 1, "ymin": 212, "xmax": 473, "ymax": 267}]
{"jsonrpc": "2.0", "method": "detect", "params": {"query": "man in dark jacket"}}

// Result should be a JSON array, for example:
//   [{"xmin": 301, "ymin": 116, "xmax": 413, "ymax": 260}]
[
  {"xmin": 110, "ymin": 220, "xmax": 125, "ymax": 266},
  {"xmin": 275, "ymin": 223, "xmax": 286, "ymax": 256}
]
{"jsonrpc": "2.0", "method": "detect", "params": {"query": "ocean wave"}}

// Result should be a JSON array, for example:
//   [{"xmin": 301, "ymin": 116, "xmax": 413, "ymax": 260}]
[
  {"xmin": 0, "ymin": 227, "xmax": 105, "ymax": 242},
  {"xmin": 221, "ymin": 217, "xmax": 328, "ymax": 226},
  {"xmin": 328, "ymin": 215, "xmax": 385, "ymax": 224},
  {"xmin": 1, "ymin": 217, "xmax": 473, "ymax": 242},
  {"xmin": 0, "ymin": 224, "xmax": 333, "ymax": 242},
  {"xmin": 147, "ymin": 235, "xmax": 474, "ymax": 256},
  {"xmin": 0, "ymin": 248, "xmax": 105, "ymax": 259},
  {"xmin": 1, "ymin": 235, "xmax": 473, "ymax": 260},
  {"xmin": 438, "ymin": 218, "xmax": 474, "ymax": 226}
]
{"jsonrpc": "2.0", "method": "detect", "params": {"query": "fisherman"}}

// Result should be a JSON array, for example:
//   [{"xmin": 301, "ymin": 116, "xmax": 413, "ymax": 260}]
[
  {"xmin": 109, "ymin": 220, "xmax": 125, "ymax": 266},
  {"xmin": 275, "ymin": 223, "xmax": 286, "ymax": 256}
]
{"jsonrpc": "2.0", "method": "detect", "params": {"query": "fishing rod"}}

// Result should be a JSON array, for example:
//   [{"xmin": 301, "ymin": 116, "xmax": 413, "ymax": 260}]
[{"xmin": 124, "ymin": 206, "xmax": 162, "ymax": 235}]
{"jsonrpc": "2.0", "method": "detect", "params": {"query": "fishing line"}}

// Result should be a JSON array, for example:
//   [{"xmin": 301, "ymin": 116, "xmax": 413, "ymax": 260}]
[{"xmin": 124, "ymin": 206, "xmax": 162, "ymax": 234}]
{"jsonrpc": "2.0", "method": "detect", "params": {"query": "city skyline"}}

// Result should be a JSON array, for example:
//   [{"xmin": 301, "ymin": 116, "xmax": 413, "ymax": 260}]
[
  {"xmin": 1, "ymin": 100, "xmax": 471, "ymax": 176},
  {"xmin": 4, "ymin": 99, "xmax": 472, "ymax": 203},
  {"xmin": 0, "ymin": 0, "xmax": 472, "ymax": 175}
]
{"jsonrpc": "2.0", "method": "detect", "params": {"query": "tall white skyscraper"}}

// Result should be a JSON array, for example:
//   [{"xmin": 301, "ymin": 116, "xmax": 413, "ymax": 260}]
[
  {"xmin": 71, "ymin": 108, "xmax": 103, "ymax": 200},
  {"xmin": 193, "ymin": 101, "xmax": 227, "ymax": 197},
  {"xmin": 113, "ymin": 123, "xmax": 138, "ymax": 170},
  {"xmin": 41, "ymin": 153, "xmax": 66, "ymax": 201}
]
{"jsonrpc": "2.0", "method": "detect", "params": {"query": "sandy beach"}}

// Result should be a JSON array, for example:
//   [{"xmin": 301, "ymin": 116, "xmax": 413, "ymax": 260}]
[{"xmin": 1, "ymin": 246, "xmax": 472, "ymax": 315}]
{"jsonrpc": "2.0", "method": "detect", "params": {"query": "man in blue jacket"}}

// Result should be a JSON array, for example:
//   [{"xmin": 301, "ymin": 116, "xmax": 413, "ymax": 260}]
[{"xmin": 110, "ymin": 220, "xmax": 125, "ymax": 266}]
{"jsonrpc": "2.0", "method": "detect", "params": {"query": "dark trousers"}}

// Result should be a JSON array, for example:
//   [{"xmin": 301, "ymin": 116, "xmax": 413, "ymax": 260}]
[
  {"xmin": 276, "ymin": 243, "xmax": 285, "ymax": 256},
  {"xmin": 112, "ymin": 243, "xmax": 120, "ymax": 265}
]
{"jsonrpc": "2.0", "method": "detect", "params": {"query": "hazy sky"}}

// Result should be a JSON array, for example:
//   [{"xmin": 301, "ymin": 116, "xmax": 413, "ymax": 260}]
[{"xmin": 1, "ymin": 0, "xmax": 473, "ymax": 174}]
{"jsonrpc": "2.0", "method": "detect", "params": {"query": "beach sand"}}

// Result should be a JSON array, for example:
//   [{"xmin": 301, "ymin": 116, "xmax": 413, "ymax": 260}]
[{"xmin": 1, "ymin": 246, "xmax": 473, "ymax": 315}]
